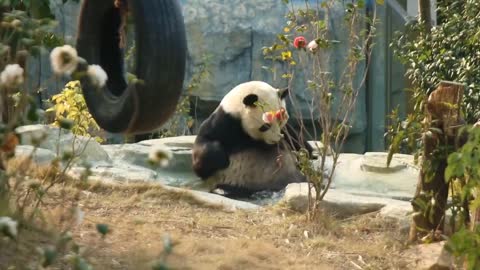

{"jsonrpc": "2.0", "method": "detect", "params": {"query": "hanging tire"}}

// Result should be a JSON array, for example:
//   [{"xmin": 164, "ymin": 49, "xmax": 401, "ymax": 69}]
[{"xmin": 76, "ymin": 0, "xmax": 186, "ymax": 134}]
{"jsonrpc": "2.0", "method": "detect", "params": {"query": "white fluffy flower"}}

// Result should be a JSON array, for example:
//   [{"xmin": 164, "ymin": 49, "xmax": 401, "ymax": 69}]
[
  {"xmin": 0, "ymin": 216, "xmax": 18, "ymax": 239},
  {"xmin": 148, "ymin": 145, "xmax": 173, "ymax": 167},
  {"xmin": 0, "ymin": 64, "xmax": 24, "ymax": 87},
  {"xmin": 50, "ymin": 45, "xmax": 79, "ymax": 75},
  {"xmin": 307, "ymin": 40, "xmax": 318, "ymax": 52},
  {"xmin": 87, "ymin": 64, "xmax": 108, "ymax": 88}
]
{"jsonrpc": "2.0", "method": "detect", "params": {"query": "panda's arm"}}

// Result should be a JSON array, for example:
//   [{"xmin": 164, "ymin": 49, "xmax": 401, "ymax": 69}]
[
  {"xmin": 192, "ymin": 140, "xmax": 229, "ymax": 179},
  {"xmin": 192, "ymin": 112, "xmax": 232, "ymax": 179}
]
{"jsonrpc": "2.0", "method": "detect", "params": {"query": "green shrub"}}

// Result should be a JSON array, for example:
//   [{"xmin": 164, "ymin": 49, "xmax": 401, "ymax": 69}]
[
  {"xmin": 388, "ymin": 1, "xmax": 480, "ymax": 267},
  {"xmin": 391, "ymin": 0, "xmax": 480, "ymax": 124}
]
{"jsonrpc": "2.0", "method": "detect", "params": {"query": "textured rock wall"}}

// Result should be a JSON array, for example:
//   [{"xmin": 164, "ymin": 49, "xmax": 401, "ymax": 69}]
[{"xmin": 181, "ymin": 0, "xmax": 287, "ymax": 99}]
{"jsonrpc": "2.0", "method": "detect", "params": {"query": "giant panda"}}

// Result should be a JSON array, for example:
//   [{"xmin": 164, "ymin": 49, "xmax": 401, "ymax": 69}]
[{"xmin": 192, "ymin": 81, "xmax": 312, "ymax": 197}]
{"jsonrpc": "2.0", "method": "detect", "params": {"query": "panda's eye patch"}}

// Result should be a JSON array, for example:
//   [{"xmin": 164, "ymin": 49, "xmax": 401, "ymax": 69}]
[
  {"xmin": 243, "ymin": 94, "xmax": 258, "ymax": 107},
  {"xmin": 259, "ymin": 123, "xmax": 271, "ymax": 132}
]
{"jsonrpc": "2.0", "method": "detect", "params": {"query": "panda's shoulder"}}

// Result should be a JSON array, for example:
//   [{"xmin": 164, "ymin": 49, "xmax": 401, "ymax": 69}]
[
  {"xmin": 197, "ymin": 106, "xmax": 248, "ymax": 143},
  {"xmin": 198, "ymin": 107, "xmax": 235, "ymax": 132}
]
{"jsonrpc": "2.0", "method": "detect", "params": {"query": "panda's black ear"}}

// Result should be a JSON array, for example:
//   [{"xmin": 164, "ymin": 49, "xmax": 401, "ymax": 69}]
[
  {"xmin": 278, "ymin": 87, "xmax": 289, "ymax": 99},
  {"xmin": 243, "ymin": 94, "xmax": 258, "ymax": 107}
]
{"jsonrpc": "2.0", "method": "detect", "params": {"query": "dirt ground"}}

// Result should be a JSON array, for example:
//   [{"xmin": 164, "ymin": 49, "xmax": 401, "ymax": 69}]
[{"xmin": 1, "ymin": 180, "xmax": 411, "ymax": 270}]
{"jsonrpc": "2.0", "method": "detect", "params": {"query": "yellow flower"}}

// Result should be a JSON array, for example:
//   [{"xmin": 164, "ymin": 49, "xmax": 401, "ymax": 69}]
[{"xmin": 281, "ymin": 51, "xmax": 292, "ymax": 61}]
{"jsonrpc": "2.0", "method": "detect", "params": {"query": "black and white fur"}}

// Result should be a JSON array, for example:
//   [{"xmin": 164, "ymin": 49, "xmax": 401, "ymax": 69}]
[{"xmin": 192, "ymin": 81, "xmax": 312, "ymax": 197}]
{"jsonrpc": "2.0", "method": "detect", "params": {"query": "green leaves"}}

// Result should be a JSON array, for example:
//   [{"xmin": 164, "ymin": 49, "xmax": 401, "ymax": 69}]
[
  {"xmin": 152, "ymin": 263, "xmax": 170, "ymax": 270},
  {"xmin": 445, "ymin": 127, "xmax": 480, "ymax": 183},
  {"xmin": 41, "ymin": 246, "xmax": 58, "ymax": 268},
  {"xmin": 389, "ymin": 5, "xmax": 480, "ymax": 265},
  {"xmin": 392, "ymin": 0, "xmax": 480, "ymax": 123},
  {"xmin": 163, "ymin": 235, "xmax": 173, "ymax": 254},
  {"xmin": 96, "ymin": 223, "xmax": 109, "ymax": 237},
  {"xmin": 1, "ymin": 0, "xmax": 77, "ymax": 19},
  {"xmin": 357, "ymin": 0, "xmax": 365, "ymax": 9},
  {"xmin": 29, "ymin": 0, "xmax": 54, "ymax": 19},
  {"xmin": 59, "ymin": 118, "xmax": 74, "ymax": 130},
  {"xmin": 445, "ymin": 152, "xmax": 464, "ymax": 181},
  {"xmin": 71, "ymin": 256, "xmax": 93, "ymax": 270},
  {"xmin": 151, "ymin": 235, "xmax": 175, "ymax": 270},
  {"xmin": 446, "ymin": 226, "xmax": 480, "ymax": 270},
  {"xmin": 443, "ymin": 125, "xmax": 480, "ymax": 266}
]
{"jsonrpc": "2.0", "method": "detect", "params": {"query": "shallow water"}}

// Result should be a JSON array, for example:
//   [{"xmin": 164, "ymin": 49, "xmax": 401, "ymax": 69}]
[
  {"xmin": 244, "ymin": 190, "xmax": 285, "ymax": 206},
  {"xmin": 156, "ymin": 170, "xmax": 284, "ymax": 206}
]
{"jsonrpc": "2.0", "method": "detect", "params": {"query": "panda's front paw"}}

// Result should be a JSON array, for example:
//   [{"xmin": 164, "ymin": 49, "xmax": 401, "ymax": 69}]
[{"xmin": 192, "ymin": 141, "xmax": 230, "ymax": 179}]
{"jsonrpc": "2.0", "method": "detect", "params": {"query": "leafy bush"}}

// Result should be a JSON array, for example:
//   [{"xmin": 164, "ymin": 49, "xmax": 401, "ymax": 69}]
[
  {"xmin": 444, "ymin": 126, "xmax": 480, "ymax": 269},
  {"xmin": 391, "ymin": 0, "xmax": 480, "ymax": 124},
  {"xmin": 387, "ymin": 0, "xmax": 480, "ymax": 197},
  {"xmin": 388, "ymin": 0, "xmax": 480, "ymax": 214},
  {"xmin": 45, "ymin": 80, "xmax": 104, "ymax": 143},
  {"xmin": 388, "ymin": 0, "xmax": 480, "ymax": 267},
  {"xmin": 388, "ymin": 0, "xmax": 480, "ymax": 161},
  {"xmin": 447, "ymin": 226, "xmax": 480, "ymax": 270}
]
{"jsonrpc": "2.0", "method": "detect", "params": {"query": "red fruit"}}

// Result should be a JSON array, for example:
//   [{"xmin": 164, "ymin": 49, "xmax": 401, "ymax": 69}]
[{"xmin": 293, "ymin": 36, "xmax": 307, "ymax": 49}]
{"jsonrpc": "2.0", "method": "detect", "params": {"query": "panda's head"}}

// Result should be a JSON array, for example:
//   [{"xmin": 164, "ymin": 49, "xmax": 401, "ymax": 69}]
[{"xmin": 220, "ymin": 81, "xmax": 290, "ymax": 145}]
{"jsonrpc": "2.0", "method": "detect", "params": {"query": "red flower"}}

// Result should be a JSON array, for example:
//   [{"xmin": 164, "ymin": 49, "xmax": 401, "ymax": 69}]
[
  {"xmin": 275, "ymin": 108, "xmax": 287, "ymax": 121},
  {"xmin": 293, "ymin": 36, "xmax": 307, "ymax": 49},
  {"xmin": 262, "ymin": 111, "xmax": 276, "ymax": 124}
]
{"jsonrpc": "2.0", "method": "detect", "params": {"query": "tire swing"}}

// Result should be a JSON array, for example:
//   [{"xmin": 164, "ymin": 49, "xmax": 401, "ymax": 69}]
[{"xmin": 75, "ymin": 0, "xmax": 187, "ymax": 134}]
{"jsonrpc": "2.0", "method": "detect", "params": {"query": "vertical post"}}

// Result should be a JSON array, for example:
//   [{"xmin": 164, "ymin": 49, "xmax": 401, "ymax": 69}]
[
  {"xmin": 368, "ymin": 1, "xmax": 390, "ymax": 151},
  {"xmin": 418, "ymin": 0, "xmax": 432, "ymax": 33},
  {"xmin": 409, "ymin": 81, "xmax": 465, "ymax": 242}
]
